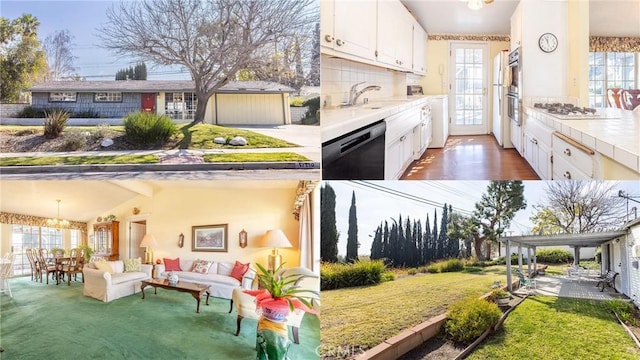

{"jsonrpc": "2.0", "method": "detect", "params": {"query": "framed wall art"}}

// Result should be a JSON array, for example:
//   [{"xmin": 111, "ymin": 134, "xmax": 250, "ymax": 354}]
[{"xmin": 192, "ymin": 224, "xmax": 228, "ymax": 252}]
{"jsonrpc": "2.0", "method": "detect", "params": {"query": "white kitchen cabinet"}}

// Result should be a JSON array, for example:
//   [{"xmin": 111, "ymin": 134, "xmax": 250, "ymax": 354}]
[
  {"xmin": 427, "ymin": 96, "xmax": 448, "ymax": 148},
  {"xmin": 552, "ymin": 134, "xmax": 594, "ymax": 179},
  {"xmin": 510, "ymin": 119, "xmax": 522, "ymax": 157},
  {"xmin": 376, "ymin": 0, "xmax": 413, "ymax": 71},
  {"xmin": 412, "ymin": 20, "xmax": 427, "ymax": 75},
  {"xmin": 413, "ymin": 114, "xmax": 432, "ymax": 159},
  {"xmin": 320, "ymin": 0, "xmax": 377, "ymax": 62},
  {"xmin": 385, "ymin": 107, "xmax": 422, "ymax": 179},
  {"xmin": 522, "ymin": 115, "xmax": 552, "ymax": 179}
]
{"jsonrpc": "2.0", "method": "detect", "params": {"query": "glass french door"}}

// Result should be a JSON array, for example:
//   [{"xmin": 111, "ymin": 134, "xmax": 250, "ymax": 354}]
[{"xmin": 449, "ymin": 42, "xmax": 490, "ymax": 135}]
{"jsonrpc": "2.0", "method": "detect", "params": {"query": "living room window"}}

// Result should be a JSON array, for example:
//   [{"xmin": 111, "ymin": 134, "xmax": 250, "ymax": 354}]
[
  {"xmin": 11, "ymin": 225, "xmax": 64, "ymax": 275},
  {"xmin": 49, "ymin": 92, "xmax": 77, "ymax": 102},
  {"xmin": 589, "ymin": 52, "xmax": 638, "ymax": 107},
  {"xmin": 94, "ymin": 92, "xmax": 122, "ymax": 102}
]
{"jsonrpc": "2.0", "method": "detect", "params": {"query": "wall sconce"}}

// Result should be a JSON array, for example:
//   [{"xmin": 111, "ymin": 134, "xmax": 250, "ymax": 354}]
[
  {"xmin": 239, "ymin": 229, "xmax": 247, "ymax": 248},
  {"xmin": 178, "ymin": 233, "xmax": 184, "ymax": 248}
]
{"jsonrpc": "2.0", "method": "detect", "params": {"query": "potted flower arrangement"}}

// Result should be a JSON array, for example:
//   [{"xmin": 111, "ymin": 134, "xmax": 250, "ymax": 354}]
[
  {"xmin": 245, "ymin": 263, "xmax": 319, "ymax": 360},
  {"xmin": 491, "ymin": 288, "xmax": 511, "ymax": 306}
]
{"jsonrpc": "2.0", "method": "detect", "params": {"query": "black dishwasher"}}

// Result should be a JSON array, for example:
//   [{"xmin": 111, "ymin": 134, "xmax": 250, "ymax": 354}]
[{"xmin": 322, "ymin": 120, "xmax": 386, "ymax": 180}]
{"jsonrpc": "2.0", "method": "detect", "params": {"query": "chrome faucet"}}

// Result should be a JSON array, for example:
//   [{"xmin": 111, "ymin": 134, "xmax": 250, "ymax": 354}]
[{"xmin": 347, "ymin": 82, "xmax": 381, "ymax": 106}]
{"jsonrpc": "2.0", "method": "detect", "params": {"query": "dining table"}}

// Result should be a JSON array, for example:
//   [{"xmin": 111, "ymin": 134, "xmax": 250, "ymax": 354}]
[{"xmin": 46, "ymin": 256, "xmax": 70, "ymax": 285}]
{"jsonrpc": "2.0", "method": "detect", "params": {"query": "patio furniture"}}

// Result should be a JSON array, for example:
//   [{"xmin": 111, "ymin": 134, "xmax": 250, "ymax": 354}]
[
  {"xmin": 515, "ymin": 269, "xmax": 536, "ymax": 293},
  {"xmin": 596, "ymin": 271, "xmax": 618, "ymax": 293}
]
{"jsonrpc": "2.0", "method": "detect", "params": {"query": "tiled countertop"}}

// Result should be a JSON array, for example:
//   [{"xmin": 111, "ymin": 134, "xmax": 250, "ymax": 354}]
[
  {"xmin": 321, "ymin": 96, "xmax": 429, "ymax": 143},
  {"xmin": 525, "ymin": 106, "xmax": 640, "ymax": 173}
]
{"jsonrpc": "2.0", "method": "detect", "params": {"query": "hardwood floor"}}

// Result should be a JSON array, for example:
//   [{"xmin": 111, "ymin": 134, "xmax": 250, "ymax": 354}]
[{"xmin": 402, "ymin": 135, "xmax": 540, "ymax": 180}]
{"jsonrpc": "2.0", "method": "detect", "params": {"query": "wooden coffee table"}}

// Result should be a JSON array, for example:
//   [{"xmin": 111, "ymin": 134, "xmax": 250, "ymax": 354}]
[{"xmin": 141, "ymin": 278, "xmax": 211, "ymax": 313}]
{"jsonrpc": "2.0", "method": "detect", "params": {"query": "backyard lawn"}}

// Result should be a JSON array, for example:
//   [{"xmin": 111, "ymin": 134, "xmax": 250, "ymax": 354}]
[
  {"xmin": 320, "ymin": 266, "xmax": 507, "ymax": 355},
  {"xmin": 468, "ymin": 296, "xmax": 640, "ymax": 360}
]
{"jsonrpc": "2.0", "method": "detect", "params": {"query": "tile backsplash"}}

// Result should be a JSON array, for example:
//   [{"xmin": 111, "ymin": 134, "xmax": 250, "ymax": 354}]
[{"xmin": 321, "ymin": 54, "xmax": 408, "ymax": 107}]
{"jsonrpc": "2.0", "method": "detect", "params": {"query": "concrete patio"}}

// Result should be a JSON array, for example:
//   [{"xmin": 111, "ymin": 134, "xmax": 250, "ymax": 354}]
[{"xmin": 516, "ymin": 274, "xmax": 629, "ymax": 301}]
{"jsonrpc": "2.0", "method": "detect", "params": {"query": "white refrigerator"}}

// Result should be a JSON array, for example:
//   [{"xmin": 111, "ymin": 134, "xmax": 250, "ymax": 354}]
[{"xmin": 492, "ymin": 51, "xmax": 512, "ymax": 148}]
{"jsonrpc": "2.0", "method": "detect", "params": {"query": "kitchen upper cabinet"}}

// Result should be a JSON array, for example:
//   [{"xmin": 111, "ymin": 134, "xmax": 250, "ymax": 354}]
[
  {"xmin": 412, "ymin": 20, "xmax": 427, "ymax": 75},
  {"xmin": 376, "ymin": 0, "xmax": 413, "ymax": 71},
  {"xmin": 510, "ymin": 2, "xmax": 522, "ymax": 52},
  {"xmin": 320, "ymin": 0, "xmax": 377, "ymax": 62}
]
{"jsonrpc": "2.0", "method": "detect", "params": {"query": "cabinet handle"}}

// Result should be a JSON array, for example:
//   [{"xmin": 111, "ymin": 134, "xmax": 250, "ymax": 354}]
[
  {"xmin": 563, "ymin": 171, "xmax": 572, "ymax": 179},
  {"xmin": 564, "ymin": 148, "xmax": 571, "ymax": 156},
  {"xmin": 532, "ymin": 138, "xmax": 538, "ymax": 145},
  {"xmin": 324, "ymin": 34, "xmax": 334, "ymax": 43},
  {"xmin": 336, "ymin": 39, "xmax": 343, "ymax": 46},
  {"xmin": 400, "ymin": 135, "xmax": 406, "ymax": 142}
]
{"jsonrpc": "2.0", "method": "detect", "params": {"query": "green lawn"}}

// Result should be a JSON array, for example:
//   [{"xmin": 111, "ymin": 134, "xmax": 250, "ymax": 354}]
[
  {"xmin": 321, "ymin": 266, "xmax": 507, "ymax": 353},
  {"xmin": 0, "ymin": 155, "xmax": 159, "ymax": 166},
  {"xmin": 468, "ymin": 296, "xmax": 639, "ymax": 360},
  {"xmin": 202, "ymin": 152, "xmax": 309, "ymax": 162}
]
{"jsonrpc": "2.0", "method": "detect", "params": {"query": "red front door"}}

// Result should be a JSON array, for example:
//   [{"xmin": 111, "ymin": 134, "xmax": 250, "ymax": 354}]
[{"xmin": 141, "ymin": 93, "xmax": 156, "ymax": 113}]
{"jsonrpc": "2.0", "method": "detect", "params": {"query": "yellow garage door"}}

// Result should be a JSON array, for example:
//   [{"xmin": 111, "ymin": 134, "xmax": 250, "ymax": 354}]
[{"xmin": 216, "ymin": 94, "xmax": 285, "ymax": 125}]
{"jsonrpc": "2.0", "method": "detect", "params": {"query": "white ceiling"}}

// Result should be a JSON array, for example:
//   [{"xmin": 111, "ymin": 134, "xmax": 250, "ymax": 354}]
[
  {"xmin": 0, "ymin": 180, "xmax": 298, "ymax": 223},
  {"xmin": 402, "ymin": 0, "xmax": 640, "ymax": 37}
]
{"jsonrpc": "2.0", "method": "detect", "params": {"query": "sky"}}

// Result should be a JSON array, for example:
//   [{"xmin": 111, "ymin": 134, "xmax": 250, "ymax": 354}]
[
  {"xmin": 326, "ymin": 180, "xmax": 640, "ymax": 256},
  {"xmin": 1, "ymin": 0, "xmax": 190, "ymax": 80}
]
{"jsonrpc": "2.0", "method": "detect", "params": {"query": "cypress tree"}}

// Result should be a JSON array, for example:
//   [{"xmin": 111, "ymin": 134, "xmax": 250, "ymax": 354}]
[
  {"xmin": 432, "ymin": 210, "xmax": 439, "ymax": 260},
  {"xmin": 370, "ymin": 224, "xmax": 383, "ymax": 260},
  {"xmin": 320, "ymin": 183, "xmax": 339, "ymax": 263},
  {"xmin": 439, "ymin": 204, "xmax": 449, "ymax": 258},
  {"xmin": 346, "ymin": 191, "xmax": 359, "ymax": 263},
  {"xmin": 424, "ymin": 214, "xmax": 431, "ymax": 263}
]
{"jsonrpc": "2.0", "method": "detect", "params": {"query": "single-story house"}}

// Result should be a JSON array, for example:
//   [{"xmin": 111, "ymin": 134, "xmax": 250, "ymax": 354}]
[{"xmin": 26, "ymin": 80, "xmax": 295, "ymax": 125}]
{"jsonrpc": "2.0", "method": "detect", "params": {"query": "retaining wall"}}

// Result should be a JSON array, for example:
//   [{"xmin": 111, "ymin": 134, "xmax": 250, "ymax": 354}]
[{"xmin": 0, "ymin": 103, "xmax": 29, "ymax": 118}]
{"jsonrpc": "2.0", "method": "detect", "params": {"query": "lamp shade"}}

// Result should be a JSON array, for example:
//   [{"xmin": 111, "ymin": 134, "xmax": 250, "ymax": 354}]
[
  {"xmin": 140, "ymin": 234, "xmax": 158, "ymax": 248},
  {"xmin": 259, "ymin": 229, "xmax": 293, "ymax": 248}
]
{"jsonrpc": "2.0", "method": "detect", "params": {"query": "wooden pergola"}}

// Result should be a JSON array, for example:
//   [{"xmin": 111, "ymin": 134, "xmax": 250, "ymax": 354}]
[{"xmin": 499, "ymin": 231, "xmax": 626, "ymax": 291}]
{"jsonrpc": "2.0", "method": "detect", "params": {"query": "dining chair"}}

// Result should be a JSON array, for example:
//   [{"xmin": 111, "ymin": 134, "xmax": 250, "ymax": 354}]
[
  {"xmin": 36, "ymin": 249, "xmax": 58, "ymax": 284},
  {"xmin": 606, "ymin": 88, "xmax": 623, "ymax": 108},
  {"xmin": 622, "ymin": 89, "xmax": 640, "ymax": 111},
  {"xmin": 61, "ymin": 248, "xmax": 84, "ymax": 286},
  {"xmin": 0, "ymin": 253, "xmax": 16, "ymax": 298},
  {"xmin": 25, "ymin": 248, "xmax": 39, "ymax": 281}
]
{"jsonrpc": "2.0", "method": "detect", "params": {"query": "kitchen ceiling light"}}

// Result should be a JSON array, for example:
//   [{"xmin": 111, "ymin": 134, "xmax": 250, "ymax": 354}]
[
  {"xmin": 46, "ymin": 199, "xmax": 70, "ymax": 230},
  {"xmin": 464, "ymin": 0, "xmax": 493, "ymax": 10}
]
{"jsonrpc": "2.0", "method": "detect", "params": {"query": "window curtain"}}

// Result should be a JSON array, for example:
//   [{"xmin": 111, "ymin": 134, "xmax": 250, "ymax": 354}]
[
  {"xmin": 298, "ymin": 193, "xmax": 313, "ymax": 270},
  {"xmin": 0, "ymin": 212, "xmax": 87, "ymax": 232}
]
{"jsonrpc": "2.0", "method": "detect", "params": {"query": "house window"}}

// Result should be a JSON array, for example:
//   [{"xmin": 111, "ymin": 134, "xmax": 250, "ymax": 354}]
[
  {"xmin": 11, "ymin": 225, "xmax": 63, "ymax": 276},
  {"xmin": 70, "ymin": 229, "xmax": 81, "ymax": 249},
  {"xmin": 589, "ymin": 52, "xmax": 638, "ymax": 108},
  {"xmin": 94, "ymin": 92, "xmax": 122, "ymax": 102},
  {"xmin": 165, "ymin": 92, "xmax": 197, "ymax": 120},
  {"xmin": 48, "ymin": 92, "xmax": 77, "ymax": 102}
]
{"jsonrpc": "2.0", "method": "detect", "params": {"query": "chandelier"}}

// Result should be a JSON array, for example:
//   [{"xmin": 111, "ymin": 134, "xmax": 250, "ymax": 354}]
[
  {"xmin": 46, "ymin": 200, "xmax": 70, "ymax": 229},
  {"xmin": 463, "ymin": 0, "xmax": 494, "ymax": 10}
]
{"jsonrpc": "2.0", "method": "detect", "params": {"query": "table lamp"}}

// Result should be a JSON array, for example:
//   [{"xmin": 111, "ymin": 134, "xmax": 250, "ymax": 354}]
[
  {"xmin": 259, "ymin": 229, "xmax": 292, "ymax": 271},
  {"xmin": 140, "ymin": 234, "xmax": 157, "ymax": 264}
]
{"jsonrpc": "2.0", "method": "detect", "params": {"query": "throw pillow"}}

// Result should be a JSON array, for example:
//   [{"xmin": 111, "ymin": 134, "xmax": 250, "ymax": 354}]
[
  {"xmin": 94, "ymin": 259, "xmax": 114, "ymax": 274},
  {"xmin": 230, "ymin": 261, "xmax": 249, "ymax": 281},
  {"xmin": 164, "ymin": 258, "xmax": 182, "ymax": 271},
  {"xmin": 124, "ymin": 258, "xmax": 141, "ymax": 273},
  {"xmin": 191, "ymin": 259, "xmax": 213, "ymax": 274}
]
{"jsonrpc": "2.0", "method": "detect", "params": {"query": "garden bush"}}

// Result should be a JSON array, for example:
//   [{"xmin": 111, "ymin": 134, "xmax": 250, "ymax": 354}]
[
  {"xmin": 426, "ymin": 263, "xmax": 439, "ymax": 273},
  {"xmin": 425, "ymin": 258, "xmax": 465, "ymax": 273},
  {"xmin": 17, "ymin": 106, "xmax": 47, "ymax": 118},
  {"xmin": 444, "ymin": 297, "xmax": 502, "ymax": 343},
  {"xmin": 123, "ymin": 112, "xmax": 177, "ymax": 147},
  {"xmin": 605, "ymin": 299, "xmax": 637, "ymax": 325},
  {"xmin": 535, "ymin": 248, "xmax": 574, "ymax": 264},
  {"xmin": 43, "ymin": 109, "xmax": 70, "ymax": 139},
  {"xmin": 63, "ymin": 131, "xmax": 87, "ymax": 151},
  {"xmin": 289, "ymin": 97, "xmax": 305, "ymax": 107},
  {"xmin": 90, "ymin": 123, "xmax": 111, "ymax": 140},
  {"xmin": 381, "ymin": 271, "xmax": 395, "ymax": 282},
  {"xmin": 417, "ymin": 266, "xmax": 428, "ymax": 273},
  {"xmin": 73, "ymin": 109, "xmax": 100, "ymax": 118},
  {"xmin": 320, "ymin": 259, "xmax": 386, "ymax": 290},
  {"xmin": 302, "ymin": 96, "xmax": 320, "ymax": 123},
  {"xmin": 407, "ymin": 268, "xmax": 417, "ymax": 275}
]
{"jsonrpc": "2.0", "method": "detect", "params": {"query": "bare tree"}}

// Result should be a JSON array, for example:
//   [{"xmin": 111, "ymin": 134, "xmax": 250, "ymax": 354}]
[
  {"xmin": 530, "ymin": 181, "xmax": 626, "ymax": 234},
  {"xmin": 44, "ymin": 29, "xmax": 76, "ymax": 80},
  {"xmin": 98, "ymin": 0, "xmax": 315, "ymax": 123}
]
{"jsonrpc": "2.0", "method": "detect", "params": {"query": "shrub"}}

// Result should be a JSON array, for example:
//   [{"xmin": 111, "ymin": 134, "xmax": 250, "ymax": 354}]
[
  {"xmin": 426, "ymin": 264, "xmax": 439, "ymax": 273},
  {"xmin": 444, "ymin": 297, "xmax": 502, "ymax": 343},
  {"xmin": 440, "ymin": 258, "xmax": 464, "ymax": 273},
  {"xmin": 303, "ymin": 96, "xmax": 320, "ymax": 120},
  {"xmin": 381, "ymin": 271, "xmax": 396, "ymax": 282},
  {"xmin": 123, "ymin": 112, "xmax": 177, "ymax": 147},
  {"xmin": 43, "ymin": 109, "xmax": 70, "ymax": 139},
  {"xmin": 17, "ymin": 106, "xmax": 46, "ymax": 118},
  {"xmin": 320, "ymin": 259, "xmax": 386, "ymax": 290},
  {"xmin": 605, "ymin": 299, "xmax": 636, "ymax": 324},
  {"xmin": 407, "ymin": 268, "xmax": 417, "ymax": 275},
  {"xmin": 62, "ymin": 131, "xmax": 87, "ymax": 151},
  {"xmin": 417, "ymin": 266, "xmax": 428, "ymax": 273},
  {"xmin": 535, "ymin": 248, "xmax": 574, "ymax": 264},
  {"xmin": 463, "ymin": 266, "xmax": 483, "ymax": 273},
  {"xmin": 289, "ymin": 97, "xmax": 305, "ymax": 107},
  {"xmin": 91, "ymin": 123, "xmax": 111, "ymax": 140}
]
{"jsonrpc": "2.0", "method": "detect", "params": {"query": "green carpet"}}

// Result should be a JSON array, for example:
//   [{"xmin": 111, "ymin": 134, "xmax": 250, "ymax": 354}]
[{"xmin": 0, "ymin": 276, "xmax": 320, "ymax": 359}]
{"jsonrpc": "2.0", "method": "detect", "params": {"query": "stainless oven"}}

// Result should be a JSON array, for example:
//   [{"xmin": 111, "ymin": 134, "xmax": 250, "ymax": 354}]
[
  {"xmin": 507, "ymin": 93, "xmax": 520, "ymax": 126},
  {"xmin": 508, "ymin": 48, "xmax": 521, "ymax": 97},
  {"xmin": 322, "ymin": 120, "xmax": 386, "ymax": 180}
]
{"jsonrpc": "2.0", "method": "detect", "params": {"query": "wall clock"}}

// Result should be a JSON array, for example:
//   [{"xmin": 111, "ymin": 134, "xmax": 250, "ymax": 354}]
[{"xmin": 539, "ymin": 33, "xmax": 558, "ymax": 53}]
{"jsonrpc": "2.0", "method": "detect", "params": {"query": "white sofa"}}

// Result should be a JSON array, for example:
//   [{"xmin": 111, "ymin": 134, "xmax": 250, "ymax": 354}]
[
  {"xmin": 155, "ymin": 259, "xmax": 256, "ymax": 301},
  {"xmin": 83, "ymin": 260, "xmax": 152, "ymax": 302}
]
